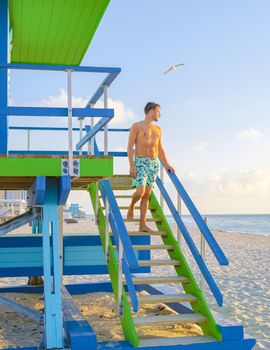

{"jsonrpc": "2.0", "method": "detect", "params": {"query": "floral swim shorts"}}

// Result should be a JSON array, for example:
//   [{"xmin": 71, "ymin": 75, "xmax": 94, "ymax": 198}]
[{"xmin": 132, "ymin": 156, "xmax": 159, "ymax": 188}]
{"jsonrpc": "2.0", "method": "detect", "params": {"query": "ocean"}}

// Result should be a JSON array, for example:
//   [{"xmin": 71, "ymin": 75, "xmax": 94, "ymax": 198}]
[
  {"xmin": 166, "ymin": 214, "xmax": 270, "ymax": 237},
  {"xmin": 85, "ymin": 213, "xmax": 270, "ymax": 237}
]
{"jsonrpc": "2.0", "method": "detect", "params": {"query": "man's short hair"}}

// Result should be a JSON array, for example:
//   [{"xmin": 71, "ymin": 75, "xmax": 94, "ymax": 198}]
[{"xmin": 144, "ymin": 102, "xmax": 160, "ymax": 115}]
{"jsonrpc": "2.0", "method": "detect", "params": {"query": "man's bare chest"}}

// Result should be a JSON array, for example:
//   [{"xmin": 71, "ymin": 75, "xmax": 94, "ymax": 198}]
[{"xmin": 137, "ymin": 127, "xmax": 160, "ymax": 143}]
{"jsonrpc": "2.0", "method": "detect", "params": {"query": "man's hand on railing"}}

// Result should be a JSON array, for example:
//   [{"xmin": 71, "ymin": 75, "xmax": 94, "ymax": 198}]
[{"xmin": 166, "ymin": 164, "xmax": 175, "ymax": 174}]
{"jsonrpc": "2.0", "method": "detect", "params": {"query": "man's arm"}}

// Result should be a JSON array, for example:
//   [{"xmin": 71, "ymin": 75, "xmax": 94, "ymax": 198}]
[
  {"xmin": 158, "ymin": 129, "xmax": 175, "ymax": 173},
  {"xmin": 127, "ymin": 124, "xmax": 138, "ymax": 177}
]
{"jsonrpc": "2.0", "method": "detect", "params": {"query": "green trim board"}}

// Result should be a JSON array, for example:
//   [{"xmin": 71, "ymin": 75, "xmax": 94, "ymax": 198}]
[
  {"xmin": 0, "ymin": 157, "xmax": 113, "ymax": 190},
  {"xmin": 0, "ymin": 157, "xmax": 113, "ymax": 176},
  {"xmin": 9, "ymin": 0, "xmax": 110, "ymax": 65}
]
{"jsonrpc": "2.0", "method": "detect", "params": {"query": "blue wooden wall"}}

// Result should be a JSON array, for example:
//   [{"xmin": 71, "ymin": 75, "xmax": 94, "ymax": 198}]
[{"xmin": 0, "ymin": 234, "xmax": 150, "ymax": 277}]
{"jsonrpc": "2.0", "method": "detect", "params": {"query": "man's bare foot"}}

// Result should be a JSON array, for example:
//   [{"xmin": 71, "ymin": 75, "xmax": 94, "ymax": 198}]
[
  {"xmin": 139, "ymin": 223, "xmax": 156, "ymax": 233},
  {"xmin": 127, "ymin": 207, "xmax": 134, "ymax": 220}
]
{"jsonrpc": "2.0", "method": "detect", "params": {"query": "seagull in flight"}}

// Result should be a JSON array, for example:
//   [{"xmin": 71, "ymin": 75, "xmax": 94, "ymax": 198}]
[{"xmin": 163, "ymin": 63, "xmax": 185, "ymax": 75}]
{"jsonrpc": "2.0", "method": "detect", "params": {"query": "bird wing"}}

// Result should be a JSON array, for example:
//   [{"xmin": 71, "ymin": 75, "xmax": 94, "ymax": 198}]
[
  {"xmin": 163, "ymin": 66, "xmax": 173, "ymax": 74},
  {"xmin": 174, "ymin": 63, "xmax": 185, "ymax": 68}
]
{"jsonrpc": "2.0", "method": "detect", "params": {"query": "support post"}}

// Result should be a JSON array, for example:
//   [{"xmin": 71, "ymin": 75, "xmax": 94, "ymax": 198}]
[
  {"xmin": 42, "ymin": 178, "xmax": 63, "ymax": 349},
  {"xmin": 29, "ymin": 214, "xmax": 43, "ymax": 285},
  {"xmin": 59, "ymin": 206, "xmax": 64, "ymax": 277},
  {"xmin": 27, "ymin": 129, "xmax": 31, "ymax": 151},
  {"xmin": 103, "ymin": 86, "xmax": 108, "ymax": 155},
  {"xmin": 0, "ymin": 0, "xmax": 8, "ymax": 154},
  {"xmin": 67, "ymin": 70, "xmax": 73, "ymax": 175},
  {"xmin": 79, "ymin": 118, "xmax": 83, "ymax": 156},
  {"xmin": 90, "ymin": 103, "xmax": 94, "ymax": 155}
]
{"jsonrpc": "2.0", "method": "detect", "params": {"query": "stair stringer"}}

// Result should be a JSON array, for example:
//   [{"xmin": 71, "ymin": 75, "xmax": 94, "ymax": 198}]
[
  {"xmin": 149, "ymin": 192, "xmax": 222, "ymax": 341},
  {"xmin": 88, "ymin": 183, "xmax": 140, "ymax": 347}
]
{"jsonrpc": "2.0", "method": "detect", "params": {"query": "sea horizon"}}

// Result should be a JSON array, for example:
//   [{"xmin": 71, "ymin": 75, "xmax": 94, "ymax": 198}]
[
  {"xmin": 84, "ymin": 213, "xmax": 270, "ymax": 237},
  {"xmin": 166, "ymin": 213, "xmax": 270, "ymax": 237}
]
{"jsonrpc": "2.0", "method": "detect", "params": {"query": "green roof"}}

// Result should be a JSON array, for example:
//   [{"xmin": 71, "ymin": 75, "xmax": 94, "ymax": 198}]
[{"xmin": 9, "ymin": 0, "xmax": 110, "ymax": 65}]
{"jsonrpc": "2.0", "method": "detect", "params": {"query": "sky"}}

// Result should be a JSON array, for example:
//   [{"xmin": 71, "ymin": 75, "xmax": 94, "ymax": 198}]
[{"xmin": 8, "ymin": 0, "xmax": 270, "ymax": 214}]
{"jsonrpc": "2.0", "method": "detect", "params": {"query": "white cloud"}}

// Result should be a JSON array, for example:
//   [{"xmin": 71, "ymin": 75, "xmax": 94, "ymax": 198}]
[
  {"xmin": 183, "ymin": 171, "xmax": 195, "ymax": 178},
  {"xmin": 40, "ymin": 88, "xmax": 87, "ymax": 108},
  {"xmin": 236, "ymin": 128, "xmax": 262, "ymax": 140},
  {"xmin": 181, "ymin": 167, "xmax": 270, "ymax": 213},
  {"xmin": 97, "ymin": 98, "xmax": 134, "ymax": 126},
  {"xmin": 193, "ymin": 141, "xmax": 207, "ymax": 153},
  {"xmin": 183, "ymin": 168, "xmax": 270, "ymax": 197},
  {"xmin": 39, "ymin": 88, "xmax": 135, "ymax": 126}
]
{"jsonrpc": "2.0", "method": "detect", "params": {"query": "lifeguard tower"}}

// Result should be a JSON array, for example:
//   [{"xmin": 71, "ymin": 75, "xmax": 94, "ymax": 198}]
[{"xmin": 0, "ymin": 1, "xmax": 256, "ymax": 349}]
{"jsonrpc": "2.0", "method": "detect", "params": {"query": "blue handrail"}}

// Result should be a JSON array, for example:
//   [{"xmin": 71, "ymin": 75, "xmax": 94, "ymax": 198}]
[
  {"xmin": 162, "ymin": 164, "xmax": 228, "ymax": 267},
  {"xmin": 107, "ymin": 207, "xmax": 138, "ymax": 312},
  {"xmin": 3, "ymin": 63, "xmax": 121, "ymax": 155},
  {"xmin": 156, "ymin": 176, "xmax": 223, "ymax": 306},
  {"xmin": 98, "ymin": 179, "xmax": 139, "ymax": 270},
  {"xmin": 76, "ymin": 115, "xmax": 113, "ymax": 150},
  {"xmin": 1, "ymin": 63, "xmax": 121, "ymax": 73},
  {"xmin": 98, "ymin": 180, "xmax": 138, "ymax": 312},
  {"xmin": 9, "ymin": 126, "xmax": 128, "ymax": 132},
  {"xmin": 0, "ymin": 106, "xmax": 113, "ymax": 117},
  {"xmin": 2, "ymin": 63, "xmax": 121, "ymax": 106}
]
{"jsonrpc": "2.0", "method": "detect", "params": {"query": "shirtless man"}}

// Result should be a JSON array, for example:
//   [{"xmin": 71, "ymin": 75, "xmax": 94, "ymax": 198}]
[{"xmin": 127, "ymin": 102, "xmax": 175, "ymax": 232}]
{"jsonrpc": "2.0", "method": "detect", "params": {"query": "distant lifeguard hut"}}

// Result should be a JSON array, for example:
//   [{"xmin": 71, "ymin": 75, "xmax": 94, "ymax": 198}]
[{"xmin": 0, "ymin": 1, "xmax": 255, "ymax": 350}]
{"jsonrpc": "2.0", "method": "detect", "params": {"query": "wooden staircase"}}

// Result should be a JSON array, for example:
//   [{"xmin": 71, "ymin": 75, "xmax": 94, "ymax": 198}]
[{"xmin": 88, "ymin": 175, "xmax": 222, "ymax": 347}]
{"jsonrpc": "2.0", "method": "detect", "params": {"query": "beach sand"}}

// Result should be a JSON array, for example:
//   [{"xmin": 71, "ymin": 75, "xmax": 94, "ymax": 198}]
[{"xmin": 0, "ymin": 219, "xmax": 269, "ymax": 349}]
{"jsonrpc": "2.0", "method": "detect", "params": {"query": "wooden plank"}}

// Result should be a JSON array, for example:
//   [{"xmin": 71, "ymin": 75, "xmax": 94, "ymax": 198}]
[
  {"xmin": 0, "ymin": 154, "xmax": 111, "ymax": 159},
  {"xmin": 111, "ymin": 185, "xmax": 133, "ymax": 190},
  {"xmin": 129, "ymin": 293, "xmax": 197, "ymax": 304},
  {"xmin": 132, "ymin": 244, "xmax": 173, "ymax": 250},
  {"xmin": 0, "ymin": 294, "xmax": 41, "ymax": 322},
  {"xmin": 134, "ymin": 313, "xmax": 207, "ymax": 326},
  {"xmin": 124, "ymin": 218, "xmax": 161, "ymax": 223},
  {"xmin": 62, "ymin": 286, "xmax": 96, "ymax": 350},
  {"xmin": 138, "ymin": 260, "xmax": 181, "ymax": 267},
  {"xmin": 102, "ymin": 206, "xmax": 143, "ymax": 210},
  {"xmin": 0, "ymin": 175, "xmax": 109, "ymax": 190},
  {"xmin": 109, "ymin": 175, "xmax": 132, "ymax": 188},
  {"xmin": 130, "ymin": 276, "xmax": 189, "ymax": 285},
  {"xmin": 127, "ymin": 231, "xmax": 167, "ymax": 236}
]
